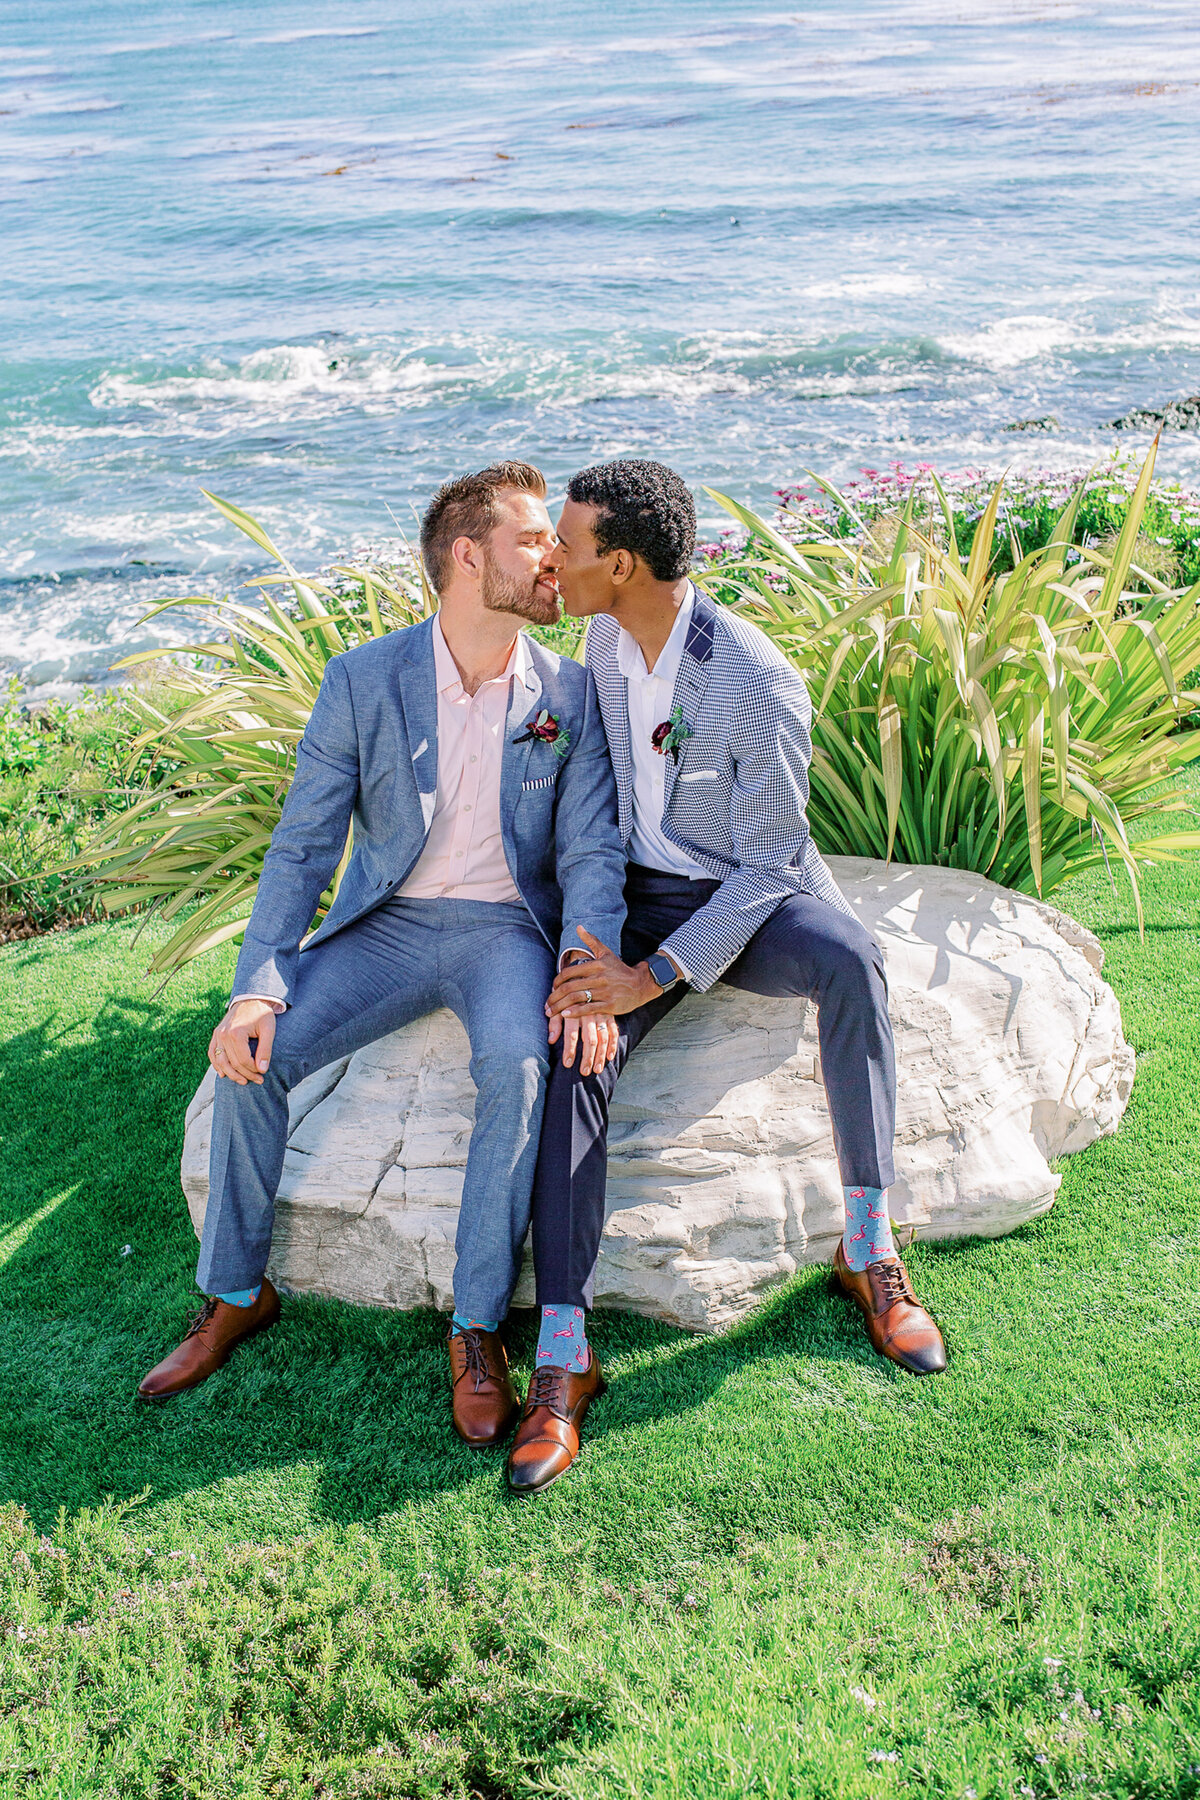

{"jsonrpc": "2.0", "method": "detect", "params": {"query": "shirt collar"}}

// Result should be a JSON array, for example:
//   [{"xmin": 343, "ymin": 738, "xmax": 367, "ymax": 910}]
[
  {"xmin": 432, "ymin": 614, "xmax": 533, "ymax": 699},
  {"xmin": 615, "ymin": 584, "xmax": 695, "ymax": 682}
]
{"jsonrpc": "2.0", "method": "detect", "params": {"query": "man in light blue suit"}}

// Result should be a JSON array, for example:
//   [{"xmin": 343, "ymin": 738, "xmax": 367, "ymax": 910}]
[{"xmin": 138, "ymin": 461, "xmax": 626, "ymax": 1447}]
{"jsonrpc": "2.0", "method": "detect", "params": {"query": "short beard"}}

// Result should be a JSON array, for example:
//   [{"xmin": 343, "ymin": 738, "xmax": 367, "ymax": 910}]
[{"xmin": 480, "ymin": 550, "xmax": 560, "ymax": 626}]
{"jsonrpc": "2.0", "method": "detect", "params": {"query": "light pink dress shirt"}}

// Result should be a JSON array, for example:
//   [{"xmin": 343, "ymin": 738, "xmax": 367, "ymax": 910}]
[
  {"xmin": 396, "ymin": 615, "xmax": 526, "ymax": 903},
  {"xmin": 231, "ymin": 617, "xmax": 536, "ymax": 1012}
]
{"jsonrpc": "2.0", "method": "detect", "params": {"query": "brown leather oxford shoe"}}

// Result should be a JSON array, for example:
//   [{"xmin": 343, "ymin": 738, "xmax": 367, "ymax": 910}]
[
  {"xmin": 506, "ymin": 1356, "xmax": 605, "ymax": 1495},
  {"xmin": 448, "ymin": 1327, "xmax": 520, "ymax": 1447},
  {"xmin": 833, "ymin": 1243, "xmax": 946, "ymax": 1375},
  {"xmin": 137, "ymin": 1281, "xmax": 281, "ymax": 1399}
]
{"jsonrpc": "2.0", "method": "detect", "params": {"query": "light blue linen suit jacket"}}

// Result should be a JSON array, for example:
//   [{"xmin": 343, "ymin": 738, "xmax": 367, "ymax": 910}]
[
  {"xmin": 231, "ymin": 617, "xmax": 627, "ymax": 1006},
  {"xmin": 585, "ymin": 593, "xmax": 854, "ymax": 993}
]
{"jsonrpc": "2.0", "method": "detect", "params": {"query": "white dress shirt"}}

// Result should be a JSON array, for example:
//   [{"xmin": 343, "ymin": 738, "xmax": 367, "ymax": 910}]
[
  {"xmin": 615, "ymin": 586, "xmax": 708, "ymax": 986},
  {"xmin": 617, "ymin": 586, "xmax": 709, "ymax": 883}
]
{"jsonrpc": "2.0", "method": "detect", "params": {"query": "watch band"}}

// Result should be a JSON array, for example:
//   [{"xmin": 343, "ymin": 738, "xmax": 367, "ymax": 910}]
[{"xmin": 647, "ymin": 950, "xmax": 681, "ymax": 993}]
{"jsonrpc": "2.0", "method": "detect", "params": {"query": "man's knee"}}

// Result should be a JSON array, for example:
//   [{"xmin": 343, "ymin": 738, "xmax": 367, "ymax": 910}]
[
  {"xmin": 253, "ymin": 1038, "xmax": 300, "ymax": 1094},
  {"xmin": 254, "ymin": 1011, "xmax": 324, "ymax": 1094},
  {"xmin": 777, "ymin": 904, "xmax": 885, "ymax": 998},
  {"xmin": 472, "ymin": 1040, "xmax": 550, "ymax": 1104},
  {"xmin": 825, "ymin": 918, "xmax": 885, "ymax": 992}
]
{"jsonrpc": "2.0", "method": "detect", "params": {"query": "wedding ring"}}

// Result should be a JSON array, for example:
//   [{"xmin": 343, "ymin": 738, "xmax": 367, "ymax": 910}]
[{"xmin": 584, "ymin": 988, "xmax": 594, "ymax": 1004}]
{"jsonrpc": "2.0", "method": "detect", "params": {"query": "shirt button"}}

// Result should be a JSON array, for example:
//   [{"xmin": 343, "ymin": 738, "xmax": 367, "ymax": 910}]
[
  {"xmin": 455, "ymin": 851, "xmax": 463, "ymax": 858},
  {"xmin": 470, "ymin": 755, "xmax": 477, "ymax": 763},
  {"xmin": 464, "ymin": 804, "xmax": 472, "ymax": 811}
]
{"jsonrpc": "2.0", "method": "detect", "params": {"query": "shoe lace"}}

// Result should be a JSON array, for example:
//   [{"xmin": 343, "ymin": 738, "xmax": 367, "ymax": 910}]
[
  {"xmin": 184, "ymin": 1297, "xmax": 219, "ymax": 1339},
  {"xmin": 526, "ymin": 1366, "xmax": 566, "ymax": 1413},
  {"xmin": 871, "ymin": 1259, "xmax": 914, "ymax": 1309},
  {"xmin": 459, "ymin": 1330, "xmax": 492, "ymax": 1389}
]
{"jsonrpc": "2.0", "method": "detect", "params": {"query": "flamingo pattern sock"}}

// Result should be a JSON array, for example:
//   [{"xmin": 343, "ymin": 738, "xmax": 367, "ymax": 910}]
[
  {"xmin": 214, "ymin": 1285, "xmax": 261, "ymax": 1307},
  {"xmin": 536, "ymin": 1304, "xmax": 590, "ymax": 1372},
  {"xmin": 841, "ymin": 1186, "xmax": 896, "ymax": 1272}
]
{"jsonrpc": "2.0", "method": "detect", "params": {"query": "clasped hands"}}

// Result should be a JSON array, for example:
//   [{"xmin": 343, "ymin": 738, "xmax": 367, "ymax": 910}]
[{"xmin": 549, "ymin": 928, "xmax": 670, "ymax": 1075}]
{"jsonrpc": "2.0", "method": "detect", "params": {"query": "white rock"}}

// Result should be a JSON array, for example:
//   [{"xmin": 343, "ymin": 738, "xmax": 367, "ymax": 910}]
[{"xmin": 181, "ymin": 861, "xmax": 1134, "ymax": 1332}]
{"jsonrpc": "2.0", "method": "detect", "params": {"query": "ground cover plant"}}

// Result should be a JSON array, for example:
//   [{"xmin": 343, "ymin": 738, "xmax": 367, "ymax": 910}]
[
  {"xmin": 0, "ymin": 675, "xmax": 183, "ymax": 945},
  {"xmin": 1, "ymin": 769, "xmax": 1197, "ymax": 1796},
  {"xmin": 699, "ymin": 457, "xmax": 1200, "ymax": 591}
]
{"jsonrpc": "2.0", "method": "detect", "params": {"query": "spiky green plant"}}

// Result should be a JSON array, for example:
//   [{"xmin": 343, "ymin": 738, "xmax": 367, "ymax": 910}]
[
  {"xmin": 701, "ymin": 445, "xmax": 1200, "ymax": 927},
  {"xmin": 80, "ymin": 453, "xmax": 1200, "ymax": 980},
  {"xmin": 72, "ymin": 492, "xmax": 433, "ymax": 978}
]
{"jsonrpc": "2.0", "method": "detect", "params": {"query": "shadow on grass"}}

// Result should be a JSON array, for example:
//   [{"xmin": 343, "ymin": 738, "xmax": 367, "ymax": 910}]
[{"xmin": 0, "ymin": 978, "xmax": 1040, "ymax": 1541}]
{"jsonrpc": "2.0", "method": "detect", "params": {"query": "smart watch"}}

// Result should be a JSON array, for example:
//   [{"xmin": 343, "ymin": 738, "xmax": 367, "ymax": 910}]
[{"xmin": 646, "ymin": 950, "xmax": 682, "ymax": 993}]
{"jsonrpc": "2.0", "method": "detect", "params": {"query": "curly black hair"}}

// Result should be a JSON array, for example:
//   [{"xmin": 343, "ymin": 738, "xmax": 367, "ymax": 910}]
[{"xmin": 566, "ymin": 459, "xmax": 696, "ymax": 582}]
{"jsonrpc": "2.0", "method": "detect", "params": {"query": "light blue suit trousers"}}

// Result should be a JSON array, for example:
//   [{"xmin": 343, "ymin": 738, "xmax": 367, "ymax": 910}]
[{"xmin": 198, "ymin": 896, "xmax": 555, "ymax": 1320}]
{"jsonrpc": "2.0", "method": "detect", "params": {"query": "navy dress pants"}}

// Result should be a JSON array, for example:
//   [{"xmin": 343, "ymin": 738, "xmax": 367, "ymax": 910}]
[{"xmin": 530, "ymin": 863, "xmax": 897, "ymax": 1308}]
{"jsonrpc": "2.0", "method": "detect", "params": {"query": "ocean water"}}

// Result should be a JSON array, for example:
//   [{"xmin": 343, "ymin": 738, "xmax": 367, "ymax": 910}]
[{"xmin": 2, "ymin": 0, "xmax": 1199, "ymax": 689}]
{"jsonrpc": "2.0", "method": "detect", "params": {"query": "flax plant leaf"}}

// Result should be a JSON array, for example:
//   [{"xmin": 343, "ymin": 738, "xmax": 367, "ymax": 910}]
[{"xmin": 702, "ymin": 459, "xmax": 1200, "ymax": 919}]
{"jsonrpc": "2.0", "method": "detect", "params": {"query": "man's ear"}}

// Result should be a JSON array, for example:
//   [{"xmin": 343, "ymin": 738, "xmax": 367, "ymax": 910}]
[
  {"xmin": 451, "ymin": 534, "xmax": 483, "ymax": 582},
  {"xmin": 610, "ymin": 547, "xmax": 637, "ymax": 586}
]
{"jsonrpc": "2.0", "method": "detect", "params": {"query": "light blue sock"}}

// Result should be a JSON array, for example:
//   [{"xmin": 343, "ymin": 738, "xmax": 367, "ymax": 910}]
[
  {"xmin": 536, "ymin": 1304, "xmax": 590, "ymax": 1372},
  {"xmin": 842, "ymin": 1187, "xmax": 897, "ymax": 1273},
  {"xmin": 214, "ymin": 1285, "xmax": 261, "ymax": 1308},
  {"xmin": 451, "ymin": 1311, "xmax": 499, "ymax": 1335}
]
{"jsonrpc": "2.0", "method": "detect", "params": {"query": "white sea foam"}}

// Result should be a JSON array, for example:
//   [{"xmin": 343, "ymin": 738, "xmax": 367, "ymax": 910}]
[
  {"xmin": 799, "ymin": 274, "xmax": 932, "ymax": 301},
  {"xmin": 100, "ymin": 33, "xmax": 236, "ymax": 57},
  {"xmin": 940, "ymin": 311, "xmax": 1200, "ymax": 370},
  {"xmin": 81, "ymin": 336, "xmax": 944, "ymax": 425},
  {"xmin": 88, "ymin": 345, "xmax": 456, "ymax": 419},
  {"xmin": 938, "ymin": 316, "xmax": 1084, "ymax": 370},
  {"xmin": 242, "ymin": 26, "xmax": 381, "ymax": 44}
]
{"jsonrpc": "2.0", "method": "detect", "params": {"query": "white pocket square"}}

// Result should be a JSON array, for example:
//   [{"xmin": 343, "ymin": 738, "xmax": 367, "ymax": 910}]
[{"xmin": 680, "ymin": 769, "xmax": 720, "ymax": 782}]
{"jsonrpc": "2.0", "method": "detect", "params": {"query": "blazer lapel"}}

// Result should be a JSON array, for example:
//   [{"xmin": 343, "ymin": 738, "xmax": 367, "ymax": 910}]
[
  {"xmin": 663, "ymin": 599, "xmax": 716, "ymax": 810},
  {"xmin": 395, "ymin": 617, "xmax": 439, "ymax": 833},
  {"xmin": 586, "ymin": 619, "xmax": 635, "ymax": 843}
]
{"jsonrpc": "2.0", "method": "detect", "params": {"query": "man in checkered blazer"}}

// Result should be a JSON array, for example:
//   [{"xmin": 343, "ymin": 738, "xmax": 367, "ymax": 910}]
[{"xmin": 507, "ymin": 460, "xmax": 945, "ymax": 1499}]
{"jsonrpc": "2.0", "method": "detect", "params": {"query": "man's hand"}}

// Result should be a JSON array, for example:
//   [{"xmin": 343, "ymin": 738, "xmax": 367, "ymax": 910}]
[
  {"xmin": 209, "ymin": 999, "xmax": 279, "ymax": 1085},
  {"xmin": 552, "ymin": 1010, "xmax": 620, "ymax": 1075},
  {"xmin": 549, "ymin": 945, "xmax": 618, "ymax": 1073},
  {"xmin": 546, "ymin": 927, "xmax": 669, "ymax": 1021}
]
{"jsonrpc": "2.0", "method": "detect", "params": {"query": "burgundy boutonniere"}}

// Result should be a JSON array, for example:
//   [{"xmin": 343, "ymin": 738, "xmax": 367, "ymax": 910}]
[
  {"xmin": 513, "ymin": 708, "xmax": 570, "ymax": 759},
  {"xmin": 651, "ymin": 706, "xmax": 693, "ymax": 764}
]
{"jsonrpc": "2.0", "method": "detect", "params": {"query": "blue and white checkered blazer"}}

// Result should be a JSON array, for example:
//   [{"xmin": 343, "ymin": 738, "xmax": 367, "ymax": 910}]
[{"xmin": 585, "ymin": 594, "xmax": 854, "ymax": 992}]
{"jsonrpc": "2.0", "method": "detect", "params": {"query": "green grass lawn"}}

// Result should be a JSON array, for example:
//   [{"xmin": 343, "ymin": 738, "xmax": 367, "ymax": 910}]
[{"xmin": 2, "ymin": 779, "xmax": 1199, "ymax": 1800}]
